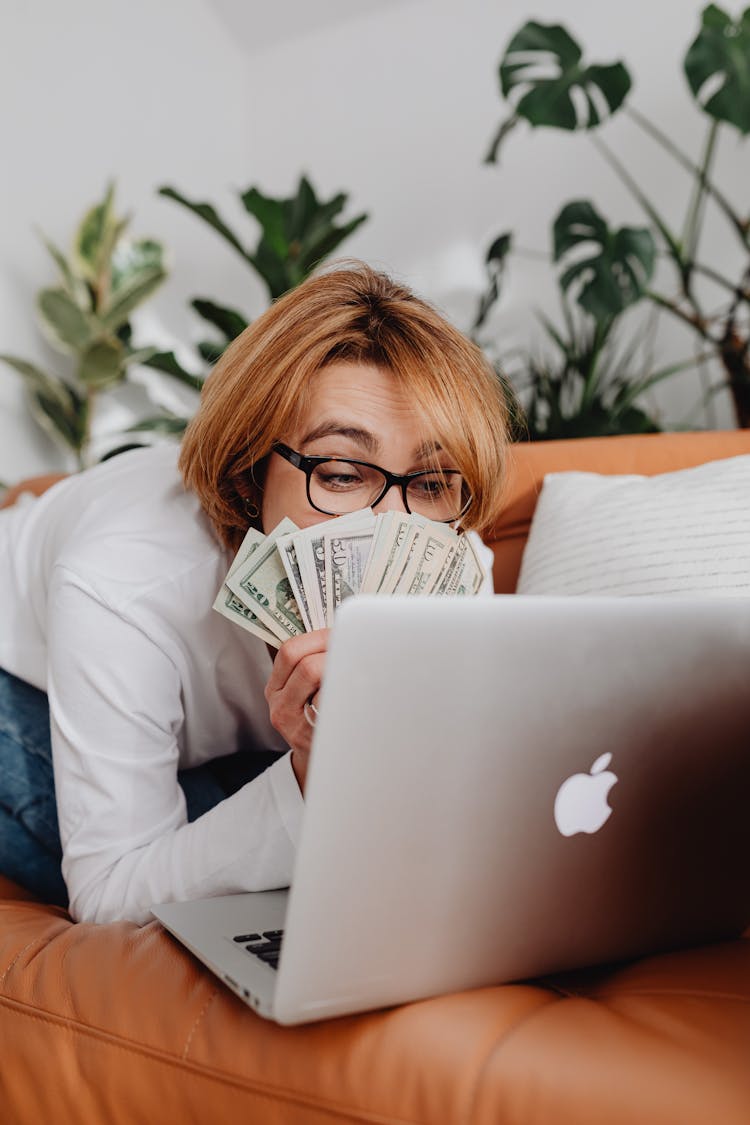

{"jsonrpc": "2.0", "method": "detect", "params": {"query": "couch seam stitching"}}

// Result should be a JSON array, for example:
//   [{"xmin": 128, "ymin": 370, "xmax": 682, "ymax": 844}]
[
  {"xmin": 181, "ymin": 989, "xmax": 218, "ymax": 1060},
  {"xmin": 0, "ymin": 994, "xmax": 417, "ymax": 1125},
  {"xmin": 0, "ymin": 934, "xmax": 49, "ymax": 987}
]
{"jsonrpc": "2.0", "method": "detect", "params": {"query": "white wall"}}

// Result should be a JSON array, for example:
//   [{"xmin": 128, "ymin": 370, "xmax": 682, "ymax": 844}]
[{"xmin": 1, "ymin": 0, "xmax": 746, "ymax": 483}]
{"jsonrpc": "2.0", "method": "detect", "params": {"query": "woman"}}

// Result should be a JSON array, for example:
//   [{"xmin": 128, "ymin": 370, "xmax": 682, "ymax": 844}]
[{"xmin": 0, "ymin": 261, "xmax": 511, "ymax": 925}]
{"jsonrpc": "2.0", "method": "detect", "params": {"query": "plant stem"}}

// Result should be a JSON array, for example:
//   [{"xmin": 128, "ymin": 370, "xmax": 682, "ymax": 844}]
[
  {"xmin": 682, "ymin": 119, "xmax": 719, "ymax": 267},
  {"xmin": 646, "ymin": 290, "xmax": 714, "ymax": 341},
  {"xmin": 590, "ymin": 133, "xmax": 685, "ymax": 268},
  {"xmin": 593, "ymin": 131, "xmax": 718, "ymax": 330},
  {"xmin": 626, "ymin": 105, "xmax": 749, "ymax": 250},
  {"xmin": 691, "ymin": 261, "xmax": 748, "ymax": 297},
  {"xmin": 695, "ymin": 347, "xmax": 720, "ymax": 431}
]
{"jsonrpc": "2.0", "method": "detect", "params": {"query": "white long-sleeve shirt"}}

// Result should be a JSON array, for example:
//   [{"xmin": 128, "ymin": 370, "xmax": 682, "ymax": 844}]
[
  {"xmin": 0, "ymin": 444, "xmax": 494, "ymax": 926},
  {"xmin": 0, "ymin": 445, "xmax": 300, "ymax": 925}
]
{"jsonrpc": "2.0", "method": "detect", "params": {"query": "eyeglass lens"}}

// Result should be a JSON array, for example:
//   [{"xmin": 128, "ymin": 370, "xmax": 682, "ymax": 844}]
[{"xmin": 309, "ymin": 460, "xmax": 467, "ymax": 520}]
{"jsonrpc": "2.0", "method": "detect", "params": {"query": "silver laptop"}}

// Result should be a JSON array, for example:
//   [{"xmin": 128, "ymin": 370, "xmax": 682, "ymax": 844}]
[{"xmin": 152, "ymin": 594, "xmax": 750, "ymax": 1025}]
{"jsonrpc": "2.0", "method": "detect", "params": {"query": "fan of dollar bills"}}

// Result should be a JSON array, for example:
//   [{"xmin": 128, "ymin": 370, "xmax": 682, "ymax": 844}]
[{"xmin": 213, "ymin": 509, "xmax": 487, "ymax": 648}]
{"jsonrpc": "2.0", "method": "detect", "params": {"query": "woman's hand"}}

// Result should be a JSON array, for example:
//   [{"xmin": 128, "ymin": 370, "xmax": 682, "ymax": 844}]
[{"xmin": 264, "ymin": 629, "xmax": 330, "ymax": 795}]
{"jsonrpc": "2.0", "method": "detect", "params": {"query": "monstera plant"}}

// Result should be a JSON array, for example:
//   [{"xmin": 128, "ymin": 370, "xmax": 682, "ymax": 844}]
[
  {"xmin": 0, "ymin": 184, "xmax": 166, "ymax": 466},
  {"xmin": 479, "ymin": 4, "xmax": 750, "ymax": 432}
]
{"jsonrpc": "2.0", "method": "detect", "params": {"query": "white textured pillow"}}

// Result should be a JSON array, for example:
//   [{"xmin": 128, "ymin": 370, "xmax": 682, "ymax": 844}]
[{"xmin": 516, "ymin": 454, "xmax": 750, "ymax": 597}]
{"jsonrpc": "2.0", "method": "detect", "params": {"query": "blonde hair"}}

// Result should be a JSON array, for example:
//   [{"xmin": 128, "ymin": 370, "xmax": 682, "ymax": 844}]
[{"xmin": 179, "ymin": 260, "xmax": 512, "ymax": 550}]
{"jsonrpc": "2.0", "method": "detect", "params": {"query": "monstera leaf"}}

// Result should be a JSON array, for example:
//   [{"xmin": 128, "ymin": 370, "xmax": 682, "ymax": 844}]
[
  {"xmin": 472, "ymin": 233, "xmax": 513, "ymax": 332},
  {"xmin": 487, "ymin": 21, "xmax": 631, "ymax": 161},
  {"xmin": 553, "ymin": 201, "xmax": 656, "ymax": 320},
  {"xmin": 684, "ymin": 5, "xmax": 750, "ymax": 134}
]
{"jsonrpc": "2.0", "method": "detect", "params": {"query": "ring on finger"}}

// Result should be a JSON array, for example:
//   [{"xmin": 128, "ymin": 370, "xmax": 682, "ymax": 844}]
[{"xmin": 303, "ymin": 699, "xmax": 319, "ymax": 728}]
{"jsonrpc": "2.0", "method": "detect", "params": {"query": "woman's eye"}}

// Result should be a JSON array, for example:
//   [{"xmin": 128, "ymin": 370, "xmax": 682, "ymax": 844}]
[
  {"xmin": 411, "ymin": 476, "xmax": 450, "ymax": 497},
  {"xmin": 316, "ymin": 470, "xmax": 365, "ymax": 490}
]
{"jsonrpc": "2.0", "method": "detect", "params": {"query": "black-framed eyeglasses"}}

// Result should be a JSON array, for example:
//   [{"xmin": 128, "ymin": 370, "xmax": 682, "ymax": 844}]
[{"xmin": 272, "ymin": 442, "xmax": 472, "ymax": 523}]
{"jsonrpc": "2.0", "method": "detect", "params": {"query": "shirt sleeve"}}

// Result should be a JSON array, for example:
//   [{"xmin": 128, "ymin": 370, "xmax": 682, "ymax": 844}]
[{"xmin": 46, "ymin": 565, "xmax": 302, "ymax": 926}]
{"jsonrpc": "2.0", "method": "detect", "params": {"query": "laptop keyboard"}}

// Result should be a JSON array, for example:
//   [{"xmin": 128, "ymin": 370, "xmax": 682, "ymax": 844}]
[{"xmin": 232, "ymin": 929, "xmax": 284, "ymax": 970}]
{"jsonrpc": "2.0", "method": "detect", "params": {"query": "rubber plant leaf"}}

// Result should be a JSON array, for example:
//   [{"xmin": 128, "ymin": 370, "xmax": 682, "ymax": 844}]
[
  {"xmin": 37, "ymin": 288, "xmax": 96, "ymax": 353},
  {"xmin": 74, "ymin": 182, "xmax": 122, "ymax": 284},
  {"xmin": 0, "ymin": 354, "xmax": 87, "ymax": 452},
  {"xmin": 684, "ymin": 4, "xmax": 750, "ymax": 134},
  {"xmin": 78, "ymin": 338, "xmax": 127, "ymax": 389},
  {"xmin": 98, "ymin": 265, "xmax": 166, "ymax": 334},
  {"xmin": 111, "ymin": 238, "xmax": 166, "ymax": 293},
  {"xmin": 37, "ymin": 232, "xmax": 91, "ymax": 309}
]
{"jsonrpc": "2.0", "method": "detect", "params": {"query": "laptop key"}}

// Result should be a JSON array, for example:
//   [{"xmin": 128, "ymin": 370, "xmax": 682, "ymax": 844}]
[
  {"xmin": 262, "ymin": 930, "xmax": 284, "ymax": 940},
  {"xmin": 255, "ymin": 948, "xmax": 281, "ymax": 964},
  {"xmin": 233, "ymin": 933, "xmax": 262, "ymax": 943},
  {"xmin": 255, "ymin": 939, "xmax": 282, "ymax": 953}
]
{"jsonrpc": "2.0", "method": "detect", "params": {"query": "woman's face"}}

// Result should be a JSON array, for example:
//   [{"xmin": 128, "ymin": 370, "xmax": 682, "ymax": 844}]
[{"xmin": 261, "ymin": 361, "xmax": 445, "ymax": 533}]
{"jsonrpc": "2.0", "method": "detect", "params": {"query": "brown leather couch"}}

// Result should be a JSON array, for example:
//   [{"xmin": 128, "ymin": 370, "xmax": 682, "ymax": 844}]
[{"xmin": 1, "ymin": 430, "xmax": 749, "ymax": 1124}]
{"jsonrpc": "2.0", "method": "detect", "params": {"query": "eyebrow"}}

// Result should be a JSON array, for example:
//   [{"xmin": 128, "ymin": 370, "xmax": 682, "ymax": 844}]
[
  {"xmin": 299, "ymin": 421, "xmax": 443, "ymax": 461},
  {"xmin": 300, "ymin": 422, "xmax": 379, "ymax": 454}
]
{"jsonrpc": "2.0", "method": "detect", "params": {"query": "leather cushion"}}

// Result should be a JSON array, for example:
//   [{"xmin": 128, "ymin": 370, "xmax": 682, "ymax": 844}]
[{"xmin": 0, "ymin": 879, "xmax": 748, "ymax": 1124}]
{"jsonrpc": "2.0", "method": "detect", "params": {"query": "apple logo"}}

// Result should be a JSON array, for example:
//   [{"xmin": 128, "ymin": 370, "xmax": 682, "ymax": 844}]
[{"xmin": 554, "ymin": 753, "xmax": 618, "ymax": 837}]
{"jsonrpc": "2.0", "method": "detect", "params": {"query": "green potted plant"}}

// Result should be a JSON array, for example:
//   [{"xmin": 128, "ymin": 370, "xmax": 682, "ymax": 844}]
[
  {"xmin": 135, "ymin": 174, "xmax": 369, "ymax": 423},
  {"xmin": 0, "ymin": 183, "xmax": 167, "ymax": 467},
  {"xmin": 480, "ymin": 4, "xmax": 750, "ymax": 433}
]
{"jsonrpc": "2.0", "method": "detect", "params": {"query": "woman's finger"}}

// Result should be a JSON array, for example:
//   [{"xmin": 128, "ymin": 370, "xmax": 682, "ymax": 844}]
[
  {"xmin": 266, "ymin": 646, "xmax": 327, "ymax": 757},
  {"xmin": 265, "ymin": 628, "xmax": 330, "ymax": 699},
  {"xmin": 267, "ymin": 651, "xmax": 325, "ymax": 730}
]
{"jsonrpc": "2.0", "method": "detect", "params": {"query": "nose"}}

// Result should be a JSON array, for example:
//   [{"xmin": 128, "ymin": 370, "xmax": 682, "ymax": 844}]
[{"xmin": 372, "ymin": 482, "xmax": 408, "ymax": 515}]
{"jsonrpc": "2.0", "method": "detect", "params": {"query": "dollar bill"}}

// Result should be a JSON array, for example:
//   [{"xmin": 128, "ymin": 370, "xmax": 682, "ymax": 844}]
[
  {"xmin": 292, "ymin": 527, "xmax": 328, "ymax": 630},
  {"xmin": 394, "ymin": 525, "xmax": 457, "ymax": 596},
  {"xmin": 293, "ymin": 510, "xmax": 375, "ymax": 629},
  {"xmin": 453, "ymin": 534, "xmax": 485, "ymax": 595},
  {"xmin": 357, "ymin": 512, "xmax": 398, "ymax": 593},
  {"xmin": 432, "ymin": 534, "xmax": 484, "ymax": 597},
  {"xmin": 215, "ymin": 510, "xmax": 486, "ymax": 642},
  {"xmin": 378, "ymin": 517, "xmax": 429, "ymax": 594},
  {"xmin": 360, "ymin": 513, "xmax": 415, "ymax": 593},
  {"xmin": 227, "ymin": 517, "xmax": 305, "ymax": 642},
  {"xmin": 276, "ymin": 532, "xmax": 313, "ymax": 632},
  {"xmin": 324, "ymin": 524, "xmax": 376, "ymax": 624},
  {"xmin": 212, "ymin": 528, "xmax": 282, "ymax": 647}
]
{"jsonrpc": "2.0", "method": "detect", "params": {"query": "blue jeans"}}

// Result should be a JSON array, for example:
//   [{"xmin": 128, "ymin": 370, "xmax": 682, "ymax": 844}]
[{"xmin": 0, "ymin": 667, "xmax": 283, "ymax": 908}]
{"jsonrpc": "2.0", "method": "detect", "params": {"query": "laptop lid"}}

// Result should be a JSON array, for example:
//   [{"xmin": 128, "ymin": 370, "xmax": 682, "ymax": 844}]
[{"xmin": 271, "ymin": 594, "xmax": 750, "ymax": 1024}]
